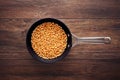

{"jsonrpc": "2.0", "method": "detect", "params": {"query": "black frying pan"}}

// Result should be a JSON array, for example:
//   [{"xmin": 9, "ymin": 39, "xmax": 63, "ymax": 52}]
[
  {"xmin": 26, "ymin": 18, "xmax": 111, "ymax": 63},
  {"xmin": 26, "ymin": 18, "xmax": 72, "ymax": 63}
]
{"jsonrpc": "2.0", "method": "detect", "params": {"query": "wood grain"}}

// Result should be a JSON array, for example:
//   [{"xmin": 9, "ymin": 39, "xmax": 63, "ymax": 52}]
[
  {"xmin": 0, "ymin": 59, "xmax": 120, "ymax": 80},
  {"xmin": 0, "ymin": 0, "xmax": 120, "ymax": 80},
  {"xmin": 0, "ymin": 0, "xmax": 120, "ymax": 18}
]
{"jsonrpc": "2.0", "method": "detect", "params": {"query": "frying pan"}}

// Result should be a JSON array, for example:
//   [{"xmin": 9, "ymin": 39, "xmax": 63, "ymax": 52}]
[{"xmin": 26, "ymin": 18, "xmax": 111, "ymax": 63}]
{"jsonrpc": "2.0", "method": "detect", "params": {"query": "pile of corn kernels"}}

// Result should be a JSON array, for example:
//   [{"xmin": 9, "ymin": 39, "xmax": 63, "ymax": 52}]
[{"xmin": 31, "ymin": 22, "xmax": 67, "ymax": 59}]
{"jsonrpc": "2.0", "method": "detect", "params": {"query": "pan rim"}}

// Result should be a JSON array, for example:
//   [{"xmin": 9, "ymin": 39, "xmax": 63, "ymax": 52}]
[{"xmin": 26, "ymin": 18, "xmax": 72, "ymax": 63}]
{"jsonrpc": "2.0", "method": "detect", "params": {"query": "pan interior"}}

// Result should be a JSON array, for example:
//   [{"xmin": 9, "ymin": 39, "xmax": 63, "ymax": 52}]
[{"xmin": 26, "ymin": 18, "xmax": 72, "ymax": 63}]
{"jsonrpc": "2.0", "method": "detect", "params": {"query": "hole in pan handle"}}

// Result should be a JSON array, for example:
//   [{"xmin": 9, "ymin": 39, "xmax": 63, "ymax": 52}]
[{"xmin": 72, "ymin": 33, "xmax": 111, "ymax": 47}]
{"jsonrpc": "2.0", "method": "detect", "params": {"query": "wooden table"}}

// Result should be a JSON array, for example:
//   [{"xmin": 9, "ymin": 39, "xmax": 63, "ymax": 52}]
[{"xmin": 0, "ymin": 0, "xmax": 120, "ymax": 80}]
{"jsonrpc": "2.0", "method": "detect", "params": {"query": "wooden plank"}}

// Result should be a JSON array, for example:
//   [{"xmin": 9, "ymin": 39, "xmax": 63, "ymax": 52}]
[
  {"xmin": 0, "ymin": 0, "xmax": 120, "ymax": 18},
  {"xmin": 0, "ymin": 18, "xmax": 120, "ymax": 59},
  {"xmin": 0, "ymin": 59, "xmax": 120, "ymax": 80},
  {"xmin": 0, "ymin": 59, "xmax": 120, "ymax": 66}
]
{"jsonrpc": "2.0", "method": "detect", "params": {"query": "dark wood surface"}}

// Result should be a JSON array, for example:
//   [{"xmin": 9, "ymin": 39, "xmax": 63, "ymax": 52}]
[{"xmin": 0, "ymin": 0, "xmax": 120, "ymax": 80}]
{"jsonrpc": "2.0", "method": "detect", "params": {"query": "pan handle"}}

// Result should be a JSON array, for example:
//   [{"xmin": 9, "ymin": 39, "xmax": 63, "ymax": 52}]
[{"xmin": 72, "ymin": 34, "xmax": 111, "ymax": 47}]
